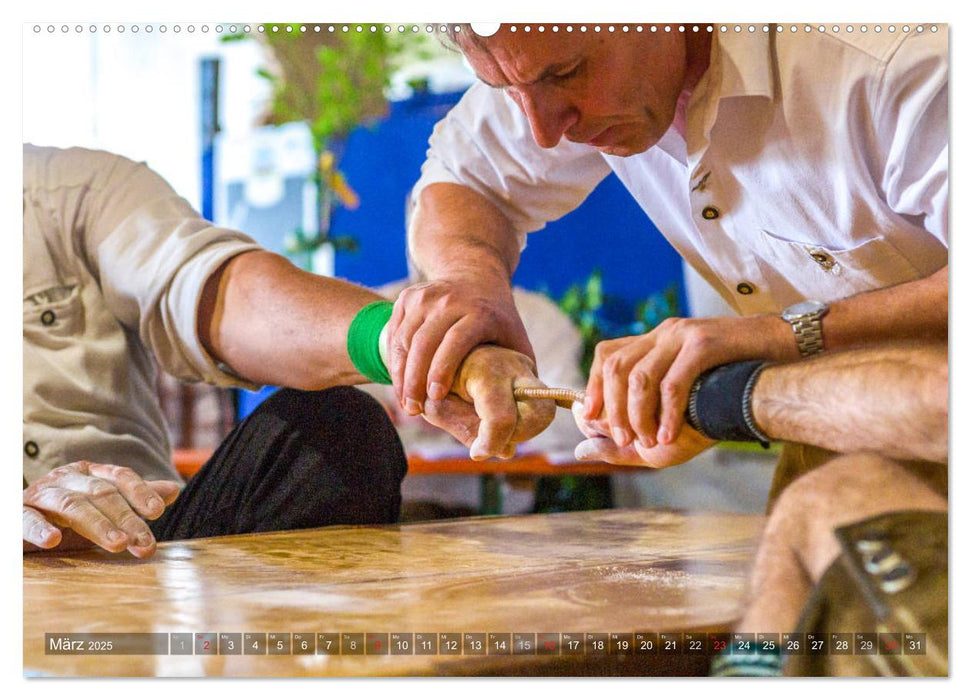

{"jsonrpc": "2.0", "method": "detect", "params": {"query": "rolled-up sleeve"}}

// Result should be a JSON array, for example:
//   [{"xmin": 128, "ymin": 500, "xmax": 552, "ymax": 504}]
[
  {"xmin": 411, "ymin": 82, "xmax": 613, "ymax": 251},
  {"xmin": 74, "ymin": 150, "xmax": 263, "ymax": 387}
]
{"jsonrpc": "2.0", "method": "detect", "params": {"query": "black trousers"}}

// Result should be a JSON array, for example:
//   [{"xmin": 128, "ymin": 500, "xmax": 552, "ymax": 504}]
[{"xmin": 150, "ymin": 386, "xmax": 408, "ymax": 541}]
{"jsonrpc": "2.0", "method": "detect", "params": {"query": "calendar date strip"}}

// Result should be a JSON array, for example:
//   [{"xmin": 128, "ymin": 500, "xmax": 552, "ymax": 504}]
[{"xmin": 44, "ymin": 631, "xmax": 928, "ymax": 656}]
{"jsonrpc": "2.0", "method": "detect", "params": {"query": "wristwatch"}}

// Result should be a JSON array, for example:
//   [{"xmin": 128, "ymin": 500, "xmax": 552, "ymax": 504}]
[{"xmin": 781, "ymin": 300, "xmax": 829, "ymax": 357}]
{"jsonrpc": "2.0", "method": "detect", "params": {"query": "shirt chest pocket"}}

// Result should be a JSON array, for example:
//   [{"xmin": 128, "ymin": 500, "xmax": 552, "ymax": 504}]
[
  {"xmin": 23, "ymin": 283, "xmax": 85, "ymax": 342},
  {"xmin": 753, "ymin": 228, "xmax": 923, "ymax": 302},
  {"xmin": 24, "ymin": 201, "xmax": 87, "ymax": 341}
]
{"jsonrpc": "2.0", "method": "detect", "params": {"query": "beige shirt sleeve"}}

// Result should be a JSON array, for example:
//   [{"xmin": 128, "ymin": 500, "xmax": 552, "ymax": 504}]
[
  {"xmin": 47, "ymin": 146, "xmax": 263, "ymax": 386},
  {"xmin": 24, "ymin": 145, "xmax": 263, "ymax": 483}
]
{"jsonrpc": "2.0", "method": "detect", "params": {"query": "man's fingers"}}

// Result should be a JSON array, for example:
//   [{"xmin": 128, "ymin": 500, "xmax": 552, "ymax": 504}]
[
  {"xmin": 78, "ymin": 482, "xmax": 157, "ymax": 555},
  {"xmin": 87, "ymin": 464, "xmax": 169, "ymax": 520},
  {"xmin": 585, "ymin": 335, "xmax": 643, "ymax": 425},
  {"xmin": 443, "ymin": 345, "xmax": 552, "ymax": 459},
  {"xmin": 147, "ymin": 481, "xmax": 182, "ymax": 507},
  {"xmin": 387, "ymin": 306, "xmax": 426, "ymax": 407},
  {"xmin": 575, "ymin": 437, "xmax": 609, "ymax": 462},
  {"xmin": 402, "ymin": 315, "xmax": 466, "ymax": 414},
  {"xmin": 571, "ymin": 401, "xmax": 608, "ymax": 439},
  {"xmin": 584, "ymin": 352, "xmax": 606, "ymax": 421},
  {"xmin": 27, "ymin": 468, "xmax": 157, "ymax": 555},
  {"xmin": 385, "ymin": 299, "xmax": 409, "ymax": 403},
  {"xmin": 426, "ymin": 316, "xmax": 498, "ymax": 403},
  {"xmin": 26, "ymin": 486, "xmax": 130, "ymax": 553},
  {"xmin": 506, "ymin": 376, "xmax": 556, "ymax": 444},
  {"xmin": 574, "ymin": 437, "xmax": 641, "ymax": 465},
  {"xmin": 656, "ymin": 350, "xmax": 704, "ymax": 445},
  {"xmin": 466, "ymin": 379, "xmax": 519, "ymax": 460},
  {"xmin": 23, "ymin": 506, "xmax": 61, "ymax": 549},
  {"xmin": 22, "ymin": 463, "xmax": 172, "ymax": 559},
  {"xmin": 389, "ymin": 280, "xmax": 536, "ymax": 423},
  {"xmin": 422, "ymin": 302, "xmax": 534, "ymax": 404},
  {"xmin": 627, "ymin": 358, "xmax": 661, "ymax": 449},
  {"xmin": 627, "ymin": 343, "xmax": 679, "ymax": 448},
  {"xmin": 422, "ymin": 396, "xmax": 480, "ymax": 448},
  {"xmin": 390, "ymin": 285, "xmax": 450, "ymax": 407},
  {"xmin": 578, "ymin": 424, "xmax": 717, "ymax": 469},
  {"xmin": 601, "ymin": 349, "xmax": 635, "ymax": 448},
  {"xmin": 508, "ymin": 394, "xmax": 556, "ymax": 444}
]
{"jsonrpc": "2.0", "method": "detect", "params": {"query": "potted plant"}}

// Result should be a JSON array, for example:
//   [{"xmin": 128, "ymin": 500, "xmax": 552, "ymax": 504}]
[{"xmin": 223, "ymin": 25, "xmax": 401, "ymax": 271}]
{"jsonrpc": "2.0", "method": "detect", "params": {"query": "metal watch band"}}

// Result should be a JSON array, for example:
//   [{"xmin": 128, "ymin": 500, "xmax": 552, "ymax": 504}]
[{"xmin": 790, "ymin": 315, "xmax": 824, "ymax": 357}]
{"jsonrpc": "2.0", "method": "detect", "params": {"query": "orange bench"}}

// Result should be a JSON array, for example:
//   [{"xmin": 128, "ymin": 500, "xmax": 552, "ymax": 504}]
[{"xmin": 173, "ymin": 447, "xmax": 639, "ymax": 480}]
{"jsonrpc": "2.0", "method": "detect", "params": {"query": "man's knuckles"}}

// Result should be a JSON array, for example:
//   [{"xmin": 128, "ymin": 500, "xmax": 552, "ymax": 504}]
[
  {"xmin": 46, "ymin": 464, "xmax": 86, "ymax": 481},
  {"xmin": 86, "ymin": 478, "xmax": 137, "ymax": 503},
  {"xmin": 40, "ymin": 488, "xmax": 90, "ymax": 518},
  {"xmin": 680, "ymin": 327, "xmax": 718, "ymax": 357},
  {"xmin": 485, "ymin": 410, "xmax": 518, "ymax": 437},
  {"xmin": 601, "ymin": 353, "xmax": 633, "ymax": 383},
  {"xmin": 629, "ymin": 367, "xmax": 658, "ymax": 392},
  {"xmin": 90, "ymin": 464, "xmax": 140, "ymax": 483},
  {"xmin": 654, "ymin": 316, "xmax": 687, "ymax": 334},
  {"xmin": 659, "ymin": 378, "xmax": 686, "ymax": 401}
]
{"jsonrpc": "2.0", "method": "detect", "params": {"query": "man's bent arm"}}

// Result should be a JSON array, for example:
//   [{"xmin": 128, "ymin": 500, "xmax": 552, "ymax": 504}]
[
  {"xmin": 587, "ymin": 264, "xmax": 948, "ymax": 451},
  {"xmin": 198, "ymin": 250, "xmax": 555, "ymax": 458},
  {"xmin": 751, "ymin": 343, "xmax": 947, "ymax": 463},
  {"xmin": 754, "ymin": 266, "xmax": 947, "ymax": 361},
  {"xmin": 199, "ymin": 250, "xmax": 382, "ymax": 390},
  {"xmin": 408, "ymin": 182, "xmax": 522, "ymax": 285},
  {"xmin": 812, "ymin": 265, "xmax": 947, "ymax": 351},
  {"xmin": 388, "ymin": 183, "xmax": 535, "ymax": 412}
]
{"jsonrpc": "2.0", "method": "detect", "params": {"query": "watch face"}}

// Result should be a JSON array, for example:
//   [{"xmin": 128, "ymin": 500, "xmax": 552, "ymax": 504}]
[{"xmin": 783, "ymin": 300, "xmax": 827, "ymax": 320}]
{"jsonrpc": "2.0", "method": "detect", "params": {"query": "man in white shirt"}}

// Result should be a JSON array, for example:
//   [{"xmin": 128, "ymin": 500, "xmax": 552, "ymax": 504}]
[
  {"xmin": 388, "ymin": 24, "xmax": 947, "ymax": 490},
  {"xmin": 23, "ymin": 145, "xmax": 553, "ymax": 558}
]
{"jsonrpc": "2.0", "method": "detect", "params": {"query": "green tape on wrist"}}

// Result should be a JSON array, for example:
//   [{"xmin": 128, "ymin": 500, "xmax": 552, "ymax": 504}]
[{"xmin": 347, "ymin": 301, "xmax": 393, "ymax": 385}]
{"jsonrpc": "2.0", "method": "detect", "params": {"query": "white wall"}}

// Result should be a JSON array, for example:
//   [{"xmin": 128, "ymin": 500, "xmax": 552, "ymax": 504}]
[{"xmin": 23, "ymin": 24, "xmax": 269, "ymax": 210}]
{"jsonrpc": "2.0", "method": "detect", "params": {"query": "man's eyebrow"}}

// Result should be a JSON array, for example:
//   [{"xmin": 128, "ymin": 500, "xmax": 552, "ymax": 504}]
[{"xmin": 477, "ymin": 58, "xmax": 580, "ymax": 89}]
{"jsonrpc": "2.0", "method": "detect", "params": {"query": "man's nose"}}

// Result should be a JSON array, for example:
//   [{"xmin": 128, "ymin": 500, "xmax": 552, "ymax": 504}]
[{"xmin": 517, "ymin": 87, "xmax": 578, "ymax": 149}]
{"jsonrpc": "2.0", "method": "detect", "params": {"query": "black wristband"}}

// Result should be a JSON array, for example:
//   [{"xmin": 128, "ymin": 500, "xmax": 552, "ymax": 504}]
[{"xmin": 686, "ymin": 360, "xmax": 771, "ymax": 447}]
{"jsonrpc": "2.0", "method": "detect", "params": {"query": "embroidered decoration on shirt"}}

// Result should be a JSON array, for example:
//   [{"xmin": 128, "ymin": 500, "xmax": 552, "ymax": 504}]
[
  {"xmin": 808, "ymin": 248, "xmax": 837, "ymax": 271},
  {"xmin": 691, "ymin": 171, "xmax": 711, "ymax": 193}
]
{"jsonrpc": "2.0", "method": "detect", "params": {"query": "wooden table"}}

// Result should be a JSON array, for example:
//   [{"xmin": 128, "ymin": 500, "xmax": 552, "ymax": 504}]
[{"xmin": 23, "ymin": 509, "xmax": 764, "ymax": 677}]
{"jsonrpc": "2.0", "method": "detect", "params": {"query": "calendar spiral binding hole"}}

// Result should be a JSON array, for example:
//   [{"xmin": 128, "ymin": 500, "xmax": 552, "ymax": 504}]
[{"xmin": 30, "ymin": 24, "xmax": 941, "ymax": 35}]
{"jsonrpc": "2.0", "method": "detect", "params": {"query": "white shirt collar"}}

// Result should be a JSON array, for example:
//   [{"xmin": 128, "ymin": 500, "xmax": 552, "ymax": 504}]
[
  {"xmin": 680, "ymin": 31, "xmax": 775, "ymax": 171},
  {"xmin": 712, "ymin": 30, "xmax": 775, "ymax": 100}
]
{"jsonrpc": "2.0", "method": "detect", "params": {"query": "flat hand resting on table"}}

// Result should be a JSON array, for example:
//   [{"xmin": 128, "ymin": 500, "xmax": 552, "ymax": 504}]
[
  {"xmin": 21, "ymin": 346, "xmax": 553, "ymax": 556},
  {"xmin": 23, "ymin": 462, "xmax": 180, "ymax": 558}
]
